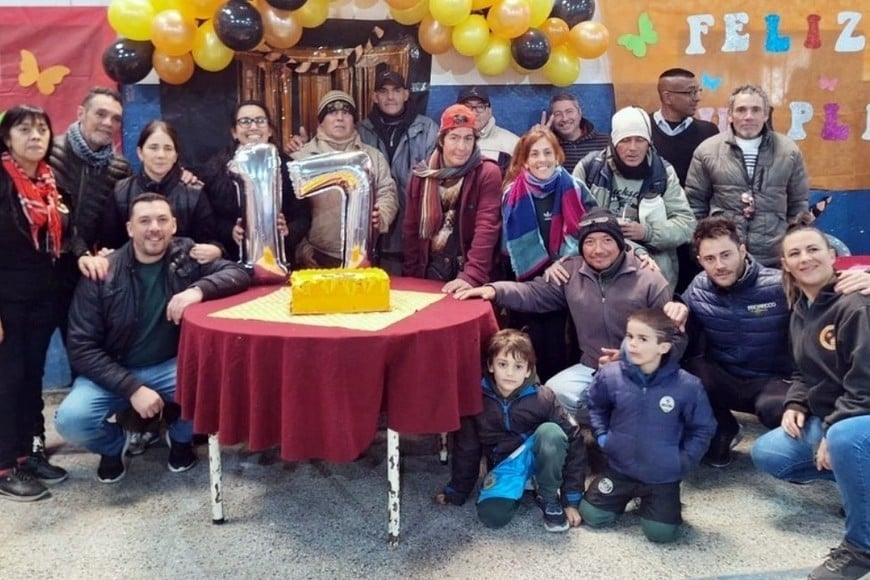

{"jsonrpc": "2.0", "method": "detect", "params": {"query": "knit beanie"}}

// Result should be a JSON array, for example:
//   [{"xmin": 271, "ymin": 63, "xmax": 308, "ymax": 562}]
[
  {"xmin": 610, "ymin": 106, "xmax": 651, "ymax": 145},
  {"xmin": 317, "ymin": 90, "xmax": 358, "ymax": 123},
  {"xmin": 577, "ymin": 208, "xmax": 626, "ymax": 252}
]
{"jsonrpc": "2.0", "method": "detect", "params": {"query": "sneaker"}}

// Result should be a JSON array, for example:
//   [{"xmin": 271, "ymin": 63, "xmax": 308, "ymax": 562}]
[
  {"xmin": 703, "ymin": 424, "xmax": 744, "ymax": 468},
  {"xmin": 126, "ymin": 428, "xmax": 162, "ymax": 457},
  {"xmin": 166, "ymin": 435, "xmax": 197, "ymax": 473},
  {"xmin": 97, "ymin": 431, "xmax": 131, "ymax": 484},
  {"xmin": 809, "ymin": 541, "xmax": 870, "ymax": 579},
  {"xmin": 0, "ymin": 467, "xmax": 50, "ymax": 502},
  {"xmin": 20, "ymin": 436, "xmax": 68, "ymax": 484},
  {"xmin": 535, "ymin": 495, "xmax": 569, "ymax": 533}
]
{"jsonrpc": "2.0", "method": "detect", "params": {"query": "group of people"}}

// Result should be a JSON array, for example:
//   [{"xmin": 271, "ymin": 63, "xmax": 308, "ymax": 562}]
[{"xmin": 1, "ymin": 68, "xmax": 868, "ymax": 579}]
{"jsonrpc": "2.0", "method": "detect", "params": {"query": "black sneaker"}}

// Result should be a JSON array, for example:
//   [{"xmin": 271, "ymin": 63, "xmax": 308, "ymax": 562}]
[
  {"xmin": 166, "ymin": 435, "xmax": 197, "ymax": 473},
  {"xmin": 0, "ymin": 467, "xmax": 50, "ymax": 502},
  {"xmin": 703, "ymin": 424, "xmax": 744, "ymax": 468},
  {"xmin": 126, "ymin": 428, "xmax": 162, "ymax": 457},
  {"xmin": 20, "ymin": 436, "xmax": 68, "ymax": 484},
  {"xmin": 535, "ymin": 495, "xmax": 569, "ymax": 533},
  {"xmin": 809, "ymin": 541, "xmax": 870, "ymax": 579},
  {"xmin": 97, "ymin": 431, "xmax": 130, "ymax": 484}
]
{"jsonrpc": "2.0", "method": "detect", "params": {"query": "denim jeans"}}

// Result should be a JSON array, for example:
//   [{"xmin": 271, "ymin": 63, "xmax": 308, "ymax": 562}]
[
  {"xmin": 55, "ymin": 358, "xmax": 192, "ymax": 457},
  {"xmin": 751, "ymin": 415, "xmax": 870, "ymax": 552},
  {"xmin": 545, "ymin": 362, "xmax": 596, "ymax": 417}
]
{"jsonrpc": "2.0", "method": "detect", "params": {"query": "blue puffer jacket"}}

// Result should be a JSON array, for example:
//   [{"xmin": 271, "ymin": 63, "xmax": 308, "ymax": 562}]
[
  {"xmin": 586, "ymin": 350, "xmax": 716, "ymax": 484},
  {"xmin": 682, "ymin": 256, "xmax": 793, "ymax": 379}
]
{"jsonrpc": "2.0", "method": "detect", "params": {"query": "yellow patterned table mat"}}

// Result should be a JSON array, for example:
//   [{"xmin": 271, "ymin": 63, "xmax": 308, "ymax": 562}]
[{"xmin": 209, "ymin": 287, "xmax": 446, "ymax": 331}]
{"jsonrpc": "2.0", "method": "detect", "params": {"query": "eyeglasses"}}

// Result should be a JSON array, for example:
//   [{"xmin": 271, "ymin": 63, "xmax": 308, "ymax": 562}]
[
  {"xmin": 236, "ymin": 116, "xmax": 269, "ymax": 128},
  {"xmin": 579, "ymin": 216, "xmax": 616, "ymax": 228},
  {"xmin": 741, "ymin": 191, "xmax": 756, "ymax": 219},
  {"xmin": 667, "ymin": 88, "xmax": 703, "ymax": 97},
  {"xmin": 465, "ymin": 103, "xmax": 489, "ymax": 114}
]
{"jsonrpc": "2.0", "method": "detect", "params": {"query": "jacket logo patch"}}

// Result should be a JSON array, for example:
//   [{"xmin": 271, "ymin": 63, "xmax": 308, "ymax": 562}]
[
  {"xmin": 597, "ymin": 477, "xmax": 614, "ymax": 495},
  {"xmin": 482, "ymin": 473, "xmax": 496, "ymax": 490},
  {"xmin": 659, "ymin": 396, "xmax": 675, "ymax": 413},
  {"xmin": 818, "ymin": 324, "xmax": 836, "ymax": 351},
  {"xmin": 747, "ymin": 301, "xmax": 777, "ymax": 315}
]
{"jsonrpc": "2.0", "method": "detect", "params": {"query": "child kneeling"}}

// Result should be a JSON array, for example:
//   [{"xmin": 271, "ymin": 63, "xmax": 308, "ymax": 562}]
[
  {"xmin": 579, "ymin": 309, "xmax": 716, "ymax": 542},
  {"xmin": 436, "ymin": 329, "xmax": 587, "ymax": 532}
]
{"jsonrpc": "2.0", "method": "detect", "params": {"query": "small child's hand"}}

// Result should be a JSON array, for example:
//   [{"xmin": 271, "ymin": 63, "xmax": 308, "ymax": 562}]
[{"xmin": 565, "ymin": 506, "xmax": 582, "ymax": 527}]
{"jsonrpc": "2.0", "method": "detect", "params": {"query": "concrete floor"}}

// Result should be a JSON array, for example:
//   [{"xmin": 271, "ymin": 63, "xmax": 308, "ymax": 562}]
[{"xmin": 0, "ymin": 399, "xmax": 849, "ymax": 580}]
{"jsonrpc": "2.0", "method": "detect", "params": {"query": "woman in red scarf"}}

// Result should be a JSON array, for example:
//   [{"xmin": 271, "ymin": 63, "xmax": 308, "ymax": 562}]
[
  {"xmin": 402, "ymin": 104, "xmax": 502, "ymax": 293},
  {"xmin": 0, "ymin": 105, "xmax": 69, "ymax": 501}
]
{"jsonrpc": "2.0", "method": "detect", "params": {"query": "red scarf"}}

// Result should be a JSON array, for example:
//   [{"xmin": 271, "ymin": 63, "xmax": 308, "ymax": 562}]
[{"xmin": 2, "ymin": 152, "xmax": 63, "ymax": 257}]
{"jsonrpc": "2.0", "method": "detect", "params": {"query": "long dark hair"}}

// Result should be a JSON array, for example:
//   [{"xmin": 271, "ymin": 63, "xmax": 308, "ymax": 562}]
[{"xmin": 0, "ymin": 104, "xmax": 54, "ymax": 161}]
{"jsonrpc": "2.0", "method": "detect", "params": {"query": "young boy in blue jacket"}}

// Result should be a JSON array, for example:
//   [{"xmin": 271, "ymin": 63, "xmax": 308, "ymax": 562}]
[
  {"xmin": 436, "ymin": 329, "xmax": 587, "ymax": 532},
  {"xmin": 580, "ymin": 308, "xmax": 716, "ymax": 542}
]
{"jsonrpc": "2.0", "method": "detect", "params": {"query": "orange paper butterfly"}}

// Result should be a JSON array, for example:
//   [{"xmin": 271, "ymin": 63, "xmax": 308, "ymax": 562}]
[{"xmin": 18, "ymin": 50, "xmax": 70, "ymax": 96}]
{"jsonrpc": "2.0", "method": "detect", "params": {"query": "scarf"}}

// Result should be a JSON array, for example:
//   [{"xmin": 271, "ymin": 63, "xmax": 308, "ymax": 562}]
[
  {"xmin": 367, "ymin": 105, "xmax": 415, "ymax": 162},
  {"xmin": 313, "ymin": 127, "xmax": 357, "ymax": 151},
  {"xmin": 503, "ymin": 167, "xmax": 587, "ymax": 280},
  {"xmin": 66, "ymin": 122, "xmax": 115, "ymax": 168},
  {"xmin": 611, "ymin": 145, "xmax": 651, "ymax": 180},
  {"xmin": 414, "ymin": 147, "xmax": 482, "ymax": 240},
  {"xmin": 136, "ymin": 163, "xmax": 182, "ymax": 195},
  {"xmin": 2, "ymin": 152, "xmax": 63, "ymax": 257}
]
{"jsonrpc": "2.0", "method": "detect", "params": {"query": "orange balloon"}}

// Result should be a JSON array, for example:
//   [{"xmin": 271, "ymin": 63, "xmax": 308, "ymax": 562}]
[
  {"xmin": 257, "ymin": 0, "xmax": 303, "ymax": 48},
  {"xmin": 192, "ymin": 20, "xmax": 234, "ymax": 71},
  {"xmin": 487, "ymin": 0, "xmax": 532, "ymax": 39},
  {"xmin": 418, "ymin": 15, "xmax": 453, "ymax": 55},
  {"xmin": 540, "ymin": 17, "xmax": 569, "ymax": 48},
  {"xmin": 153, "ymin": 49, "xmax": 195, "ymax": 84},
  {"xmin": 151, "ymin": 9, "xmax": 197, "ymax": 56},
  {"xmin": 568, "ymin": 21, "xmax": 609, "ymax": 59}
]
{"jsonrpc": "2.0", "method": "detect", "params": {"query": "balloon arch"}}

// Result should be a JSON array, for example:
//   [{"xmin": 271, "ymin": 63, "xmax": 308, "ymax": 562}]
[{"xmin": 101, "ymin": 0, "xmax": 609, "ymax": 87}]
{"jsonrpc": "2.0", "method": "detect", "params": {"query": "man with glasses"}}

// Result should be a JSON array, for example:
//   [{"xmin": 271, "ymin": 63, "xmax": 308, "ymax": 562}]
[
  {"xmin": 456, "ymin": 86, "xmax": 518, "ymax": 176},
  {"xmin": 650, "ymin": 68, "xmax": 719, "ymax": 292},
  {"xmin": 684, "ymin": 84, "xmax": 808, "ymax": 267},
  {"xmin": 544, "ymin": 92, "xmax": 610, "ymax": 173},
  {"xmin": 357, "ymin": 69, "xmax": 438, "ymax": 275},
  {"xmin": 291, "ymin": 90, "xmax": 398, "ymax": 268}
]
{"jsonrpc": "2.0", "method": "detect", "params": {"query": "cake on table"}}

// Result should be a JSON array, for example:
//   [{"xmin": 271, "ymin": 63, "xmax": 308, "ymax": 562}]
[{"xmin": 290, "ymin": 268, "xmax": 391, "ymax": 315}]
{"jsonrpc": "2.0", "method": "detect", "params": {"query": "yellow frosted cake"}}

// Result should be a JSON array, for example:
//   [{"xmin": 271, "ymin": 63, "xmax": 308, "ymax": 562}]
[{"xmin": 290, "ymin": 268, "xmax": 390, "ymax": 315}]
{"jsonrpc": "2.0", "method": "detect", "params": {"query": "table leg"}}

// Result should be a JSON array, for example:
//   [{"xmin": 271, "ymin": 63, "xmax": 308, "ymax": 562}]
[
  {"xmin": 208, "ymin": 433, "xmax": 225, "ymax": 524},
  {"xmin": 438, "ymin": 433, "xmax": 448, "ymax": 465},
  {"xmin": 387, "ymin": 428, "xmax": 400, "ymax": 546}
]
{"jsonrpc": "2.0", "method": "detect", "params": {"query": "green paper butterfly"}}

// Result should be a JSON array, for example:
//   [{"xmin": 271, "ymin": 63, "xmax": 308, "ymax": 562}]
[{"xmin": 618, "ymin": 12, "xmax": 659, "ymax": 57}]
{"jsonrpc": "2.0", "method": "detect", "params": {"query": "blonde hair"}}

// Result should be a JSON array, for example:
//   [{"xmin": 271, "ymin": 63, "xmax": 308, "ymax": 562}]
[{"xmin": 781, "ymin": 211, "xmax": 836, "ymax": 308}]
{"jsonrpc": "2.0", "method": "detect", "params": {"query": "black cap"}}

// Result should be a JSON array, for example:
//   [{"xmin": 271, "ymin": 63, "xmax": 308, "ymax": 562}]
[
  {"xmin": 375, "ymin": 70, "xmax": 406, "ymax": 90},
  {"xmin": 577, "ymin": 208, "xmax": 626, "ymax": 253},
  {"xmin": 457, "ymin": 86, "xmax": 490, "ymax": 105}
]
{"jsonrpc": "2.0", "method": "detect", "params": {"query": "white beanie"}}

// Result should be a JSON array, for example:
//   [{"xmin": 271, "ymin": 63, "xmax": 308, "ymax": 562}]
[{"xmin": 610, "ymin": 106, "xmax": 651, "ymax": 145}]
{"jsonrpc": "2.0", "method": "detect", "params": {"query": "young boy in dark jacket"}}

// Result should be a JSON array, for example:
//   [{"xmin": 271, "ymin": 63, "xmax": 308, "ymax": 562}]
[
  {"xmin": 436, "ymin": 329, "xmax": 587, "ymax": 532},
  {"xmin": 580, "ymin": 308, "xmax": 715, "ymax": 542}
]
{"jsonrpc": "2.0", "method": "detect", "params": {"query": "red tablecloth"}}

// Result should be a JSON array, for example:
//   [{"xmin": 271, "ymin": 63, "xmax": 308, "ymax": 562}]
[
  {"xmin": 836, "ymin": 255, "xmax": 870, "ymax": 270},
  {"xmin": 176, "ymin": 277, "xmax": 498, "ymax": 462}
]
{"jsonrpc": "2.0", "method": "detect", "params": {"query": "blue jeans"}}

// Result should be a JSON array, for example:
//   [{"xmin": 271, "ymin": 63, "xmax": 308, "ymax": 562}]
[
  {"xmin": 752, "ymin": 415, "xmax": 870, "ymax": 551},
  {"xmin": 545, "ymin": 363, "xmax": 596, "ymax": 416},
  {"xmin": 55, "ymin": 358, "xmax": 192, "ymax": 457}
]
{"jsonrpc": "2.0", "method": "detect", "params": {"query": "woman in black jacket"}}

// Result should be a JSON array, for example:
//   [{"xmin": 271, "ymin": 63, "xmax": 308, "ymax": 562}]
[
  {"xmin": 201, "ymin": 100, "xmax": 310, "ymax": 265},
  {"xmin": 0, "ymin": 105, "xmax": 69, "ymax": 501},
  {"xmin": 101, "ymin": 120, "xmax": 221, "ymax": 262}
]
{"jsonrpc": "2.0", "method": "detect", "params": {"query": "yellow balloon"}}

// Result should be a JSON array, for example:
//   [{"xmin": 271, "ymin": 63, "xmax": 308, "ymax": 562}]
[
  {"xmin": 569, "ymin": 21, "xmax": 610, "ymax": 59},
  {"xmin": 386, "ymin": 0, "xmax": 422, "ymax": 9},
  {"xmin": 486, "ymin": 0, "xmax": 531, "ymax": 39},
  {"xmin": 150, "ymin": 0, "xmax": 196, "ymax": 21},
  {"xmin": 475, "ymin": 36, "xmax": 511, "ymax": 76},
  {"xmin": 542, "ymin": 44, "xmax": 580, "ymax": 87},
  {"xmin": 418, "ymin": 15, "xmax": 453, "ymax": 55},
  {"xmin": 294, "ymin": 0, "xmax": 329, "ymax": 28},
  {"xmin": 151, "ymin": 9, "xmax": 197, "ymax": 57},
  {"xmin": 452, "ymin": 15, "xmax": 490, "ymax": 57},
  {"xmin": 540, "ymin": 17, "xmax": 569, "ymax": 47},
  {"xmin": 193, "ymin": 20, "xmax": 235, "ymax": 71},
  {"xmin": 390, "ymin": 0, "xmax": 428, "ymax": 25},
  {"xmin": 190, "ymin": 0, "xmax": 224, "ymax": 20},
  {"xmin": 527, "ymin": 0, "xmax": 554, "ymax": 28},
  {"xmin": 107, "ymin": 0, "xmax": 155, "ymax": 41},
  {"xmin": 429, "ymin": 0, "xmax": 471, "ymax": 27},
  {"xmin": 153, "ymin": 49, "xmax": 195, "ymax": 85},
  {"xmin": 471, "ymin": 0, "xmax": 495, "ymax": 9}
]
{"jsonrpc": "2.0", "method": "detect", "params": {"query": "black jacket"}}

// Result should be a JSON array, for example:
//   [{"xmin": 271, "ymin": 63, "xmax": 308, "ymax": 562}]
[{"xmin": 67, "ymin": 237, "xmax": 251, "ymax": 398}]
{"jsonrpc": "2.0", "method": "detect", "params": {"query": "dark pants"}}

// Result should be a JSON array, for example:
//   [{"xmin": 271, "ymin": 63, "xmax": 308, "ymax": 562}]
[
  {"xmin": 684, "ymin": 356, "xmax": 789, "ymax": 437},
  {"xmin": 509, "ymin": 309, "xmax": 572, "ymax": 384},
  {"xmin": 0, "ymin": 299, "xmax": 56, "ymax": 469}
]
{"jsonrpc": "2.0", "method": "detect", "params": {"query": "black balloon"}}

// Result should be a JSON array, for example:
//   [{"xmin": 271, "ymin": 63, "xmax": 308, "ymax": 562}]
[
  {"xmin": 214, "ymin": 0, "xmax": 264, "ymax": 52},
  {"xmin": 550, "ymin": 0, "xmax": 595, "ymax": 28},
  {"xmin": 511, "ymin": 28, "xmax": 551, "ymax": 70},
  {"xmin": 102, "ymin": 39, "xmax": 154, "ymax": 85},
  {"xmin": 265, "ymin": 0, "xmax": 308, "ymax": 9}
]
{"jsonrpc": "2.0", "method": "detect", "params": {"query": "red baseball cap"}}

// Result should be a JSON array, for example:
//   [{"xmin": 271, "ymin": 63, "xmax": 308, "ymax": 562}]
[{"xmin": 439, "ymin": 104, "xmax": 476, "ymax": 132}]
